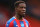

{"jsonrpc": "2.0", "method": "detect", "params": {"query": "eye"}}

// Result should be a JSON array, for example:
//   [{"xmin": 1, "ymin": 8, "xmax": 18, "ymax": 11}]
[
  {"xmin": 20, "ymin": 7, "xmax": 26, "ymax": 9},
  {"xmin": 24, "ymin": 7, "xmax": 26, "ymax": 9},
  {"xmin": 20, "ymin": 7, "xmax": 23, "ymax": 8}
]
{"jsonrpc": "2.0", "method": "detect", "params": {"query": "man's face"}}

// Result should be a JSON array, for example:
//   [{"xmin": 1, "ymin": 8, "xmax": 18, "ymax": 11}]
[{"xmin": 16, "ymin": 3, "xmax": 26, "ymax": 16}]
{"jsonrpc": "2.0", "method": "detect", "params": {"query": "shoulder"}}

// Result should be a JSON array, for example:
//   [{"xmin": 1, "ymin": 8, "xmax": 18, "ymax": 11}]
[
  {"xmin": 7, "ymin": 17, "xmax": 15, "ymax": 24},
  {"xmin": 6, "ymin": 17, "xmax": 15, "ymax": 27},
  {"xmin": 24, "ymin": 19, "xmax": 28, "ymax": 23},
  {"xmin": 24, "ymin": 19, "xmax": 29, "ymax": 25},
  {"xmin": 24, "ymin": 19, "xmax": 31, "ymax": 27}
]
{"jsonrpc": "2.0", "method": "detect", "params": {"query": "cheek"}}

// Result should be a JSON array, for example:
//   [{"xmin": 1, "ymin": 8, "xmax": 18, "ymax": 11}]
[
  {"xmin": 17, "ymin": 9, "xmax": 21, "ymax": 14},
  {"xmin": 17, "ymin": 8, "xmax": 22, "ymax": 12}
]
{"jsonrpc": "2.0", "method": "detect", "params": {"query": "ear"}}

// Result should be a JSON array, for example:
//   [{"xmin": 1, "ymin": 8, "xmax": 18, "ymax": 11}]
[{"xmin": 15, "ymin": 8, "xmax": 18, "ymax": 12}]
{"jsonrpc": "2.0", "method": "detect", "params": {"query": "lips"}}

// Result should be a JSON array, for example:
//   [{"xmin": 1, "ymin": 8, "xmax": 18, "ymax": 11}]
[
  {"xmin": 21, "ymin": 11, "xmax": 26, "ymax": 13},
  {"xmin": 21, "ymin": 11, "xmax": 26, "ymax": 15}
]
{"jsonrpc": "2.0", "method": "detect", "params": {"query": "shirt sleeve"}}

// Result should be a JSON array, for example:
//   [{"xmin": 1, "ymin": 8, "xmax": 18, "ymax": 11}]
[
  {"xmin": 24, "ymin": 19, "xmax": 31, "ymax": 27},
  {"xmin": 9, "ymin": 20, "xmax": 14, "ymax": 27},
  {"xmin": 5, "ymin": 20, "xmax": 14, "ymax": 27}
]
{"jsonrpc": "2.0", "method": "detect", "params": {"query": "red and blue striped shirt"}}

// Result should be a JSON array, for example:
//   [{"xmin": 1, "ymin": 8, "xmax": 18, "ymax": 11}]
[{"xmin": 5, "ymin": 17, "xmax": 30, "ymax": 27}]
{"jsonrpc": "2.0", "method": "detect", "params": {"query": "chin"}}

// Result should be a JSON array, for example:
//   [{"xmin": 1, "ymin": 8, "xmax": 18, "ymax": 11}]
[{"xmin": 22, "ymin": 14, "xmax": 25, "ymax": 17}]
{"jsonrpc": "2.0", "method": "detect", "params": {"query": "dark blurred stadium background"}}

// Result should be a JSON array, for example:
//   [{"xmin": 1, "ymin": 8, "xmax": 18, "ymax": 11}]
[{"xmin": 0, "ymin": 0, "xmax": 40, "ymax": 27}]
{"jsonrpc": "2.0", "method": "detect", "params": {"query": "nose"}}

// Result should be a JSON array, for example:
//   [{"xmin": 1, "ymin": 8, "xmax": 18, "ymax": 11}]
[
  {"xmin": 22, "ymin": 8, "xmax": 26, "ymax": 11},
  {"xmin": 22, "ymin": 8, "xmax": 26, "ymax": 12}
]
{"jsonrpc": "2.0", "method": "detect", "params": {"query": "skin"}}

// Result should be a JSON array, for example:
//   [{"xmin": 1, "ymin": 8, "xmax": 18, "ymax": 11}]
[{"xmin": 15, "ymin": 3, "xmax": 26, "ymax": 20}]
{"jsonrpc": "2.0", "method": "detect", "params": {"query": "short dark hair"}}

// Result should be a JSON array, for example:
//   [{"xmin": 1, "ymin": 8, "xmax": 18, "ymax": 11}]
[{"xmin": 14, "ymin": 1, "xmax": 26, "ymax": 8}]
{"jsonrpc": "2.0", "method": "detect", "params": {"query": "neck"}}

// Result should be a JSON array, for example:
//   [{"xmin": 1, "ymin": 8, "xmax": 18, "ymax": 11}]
[{"xmin": 15, "ymin": 14, "xmax": 23, "ymax": 20}]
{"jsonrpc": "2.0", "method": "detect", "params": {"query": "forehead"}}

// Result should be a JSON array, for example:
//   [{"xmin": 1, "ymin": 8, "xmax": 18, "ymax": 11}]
[{"xmin": 19, "ymin": 3, "xmax": 26, "ymax": 7}]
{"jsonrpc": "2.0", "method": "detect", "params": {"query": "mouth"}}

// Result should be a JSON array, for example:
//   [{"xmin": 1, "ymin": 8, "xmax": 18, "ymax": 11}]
[
  {"xmin": 22, "ymin": 12, "xmax": 26, "ymax": 15},
  {"xmin": 21, "ymin": 11, "xmax": 26, "ymax": 12}
]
